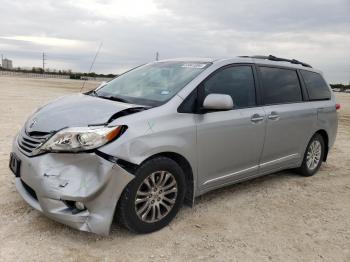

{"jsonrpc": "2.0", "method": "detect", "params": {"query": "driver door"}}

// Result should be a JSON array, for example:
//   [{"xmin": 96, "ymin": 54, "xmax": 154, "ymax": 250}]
[{"xmin": 196, "ymin": 65, "xmax": 266, "ymax": 191}]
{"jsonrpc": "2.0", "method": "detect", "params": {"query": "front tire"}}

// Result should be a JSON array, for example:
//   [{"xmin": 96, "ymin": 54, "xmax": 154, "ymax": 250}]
[
  {"xmin": 297, "ymin": 133, "xmax": 325, "ymax": 177},
  {"xmin": 117, "ymin": 157, "xmax": 186, "ymax": 233}
]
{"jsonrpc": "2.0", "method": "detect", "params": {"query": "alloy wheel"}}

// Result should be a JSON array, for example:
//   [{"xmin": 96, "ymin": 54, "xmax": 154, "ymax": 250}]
[
  {"xmin": 135, "ymin": 171, "xmax": 178, "ymax": 223},
  {"xmin": 306, "ymin": 140, "xmax": 322, "ymax": 170}
]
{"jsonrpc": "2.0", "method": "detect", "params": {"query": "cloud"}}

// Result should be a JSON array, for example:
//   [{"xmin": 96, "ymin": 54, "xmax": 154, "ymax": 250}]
[
  {"xmin": 68, "ymin": 0, "xmax": 159, "ymax": 19},
  {"xmin": 0, "ymin": 36, "xmax": 90, "ymax": 48},
  {"xmin": 0, "ymin": 0, "xmax": 349, "ymax": 83},
  {"xmin": 156, "ymin": 0, "xmax": 350, "ymax": 32}
]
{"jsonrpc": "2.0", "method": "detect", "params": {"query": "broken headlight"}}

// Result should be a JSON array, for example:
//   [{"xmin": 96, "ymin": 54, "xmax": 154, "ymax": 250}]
[{"xmin": 40, "ymin": 126, "xmax": 123, "ymax": 152}]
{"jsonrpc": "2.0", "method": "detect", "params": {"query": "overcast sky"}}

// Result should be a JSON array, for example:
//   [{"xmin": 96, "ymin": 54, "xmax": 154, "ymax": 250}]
[{"xmin": 0, "ymin": 0, "xmax": 349, "ymax": 83}]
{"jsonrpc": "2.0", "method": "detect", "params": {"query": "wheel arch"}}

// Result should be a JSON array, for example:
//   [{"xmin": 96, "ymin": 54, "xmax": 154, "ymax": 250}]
[
  {"xmin": 315, "ymin": 129, "xmax": 329, "ymax": 161},
  {"xmin": 141, "ymin": 152, "xmax": 195, "ymax": 207}
]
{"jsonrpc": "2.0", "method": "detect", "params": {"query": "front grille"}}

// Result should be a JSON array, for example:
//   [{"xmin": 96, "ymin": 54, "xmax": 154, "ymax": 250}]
[
  {"xmin": 21, "ymin": 179, "xmax": 38, "ymax": 200},
  {"xmin": 17, "ymin": 128, "xmax": 51, "ymax": 156}
]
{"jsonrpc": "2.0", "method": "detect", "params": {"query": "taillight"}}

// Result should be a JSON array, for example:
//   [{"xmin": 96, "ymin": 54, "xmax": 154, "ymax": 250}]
[{"xmin": 336, "ymin": 103, "xmax": 341, "ymax": 111}]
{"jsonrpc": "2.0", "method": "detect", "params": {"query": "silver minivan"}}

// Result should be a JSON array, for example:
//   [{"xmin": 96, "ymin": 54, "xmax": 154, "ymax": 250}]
[{"xmin": 9, "ymin": 55, "xmax": 338, "ymax": 235}]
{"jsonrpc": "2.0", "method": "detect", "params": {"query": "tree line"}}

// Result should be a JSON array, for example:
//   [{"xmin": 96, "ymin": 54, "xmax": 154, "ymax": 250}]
[
  {"xmin": 330, "ymin": 84, "xmax": 350, "ymax": 91},
  {"xmin": 0, "ymin": 66, "xmax": 117, "ymax": 79}
]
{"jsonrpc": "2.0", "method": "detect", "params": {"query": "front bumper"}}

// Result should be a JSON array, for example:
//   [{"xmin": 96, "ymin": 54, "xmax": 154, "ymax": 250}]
[{"xmin": 11, "ymin": 138, "xmax": 134, "ymax": 235}]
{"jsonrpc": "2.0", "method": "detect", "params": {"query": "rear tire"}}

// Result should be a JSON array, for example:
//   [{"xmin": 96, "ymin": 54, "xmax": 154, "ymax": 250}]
[
  {"xmin": 117, "ymin": 157, "xmax": 186, "ymax": 233},
  {"xmin": 297, "ymin": 133, "xmax": 325, "ymax": 177}
]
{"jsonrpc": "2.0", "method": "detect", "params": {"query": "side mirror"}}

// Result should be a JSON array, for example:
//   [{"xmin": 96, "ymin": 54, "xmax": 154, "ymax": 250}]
[{"xmin": 202, "ymin": 94, "xmax": 234, "ymax": 111}]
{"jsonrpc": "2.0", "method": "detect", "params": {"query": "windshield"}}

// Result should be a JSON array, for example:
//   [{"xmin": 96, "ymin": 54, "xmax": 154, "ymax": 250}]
[{"xmin": 95, "ymin": 61, "xmax": 211, "ymax": 106}]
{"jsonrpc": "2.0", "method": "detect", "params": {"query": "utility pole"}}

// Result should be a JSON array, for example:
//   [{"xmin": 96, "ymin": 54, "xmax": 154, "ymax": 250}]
[
  {"xmin": 1, "ymin": 54, "xmax": 3, "ymax": 67},
  {"xmin": 42, "ymin": 52, "xmax": 46, "ymax": 73},
  {"xmin": 155, "ymin": 52, "xmax": 159, "ymax": 61}
]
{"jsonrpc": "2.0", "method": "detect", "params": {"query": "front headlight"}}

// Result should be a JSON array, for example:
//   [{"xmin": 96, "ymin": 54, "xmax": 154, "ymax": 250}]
[{"xmin": 40, "ymin": 126, "xmax": 123, "ymax": 152}]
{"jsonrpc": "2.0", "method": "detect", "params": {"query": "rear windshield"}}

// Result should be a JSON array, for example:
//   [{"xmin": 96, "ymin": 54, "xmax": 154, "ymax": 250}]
[
  {"xmin": 96, "ymin": 61, "xmax": 211, "ymax": 106},
  {"xmin": 300, "ymin": 70, "xmax": 331, "ymax": 100}
]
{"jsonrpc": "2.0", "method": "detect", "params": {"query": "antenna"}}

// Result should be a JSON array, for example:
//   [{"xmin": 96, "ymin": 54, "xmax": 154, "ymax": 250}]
[{"xmin": 80, "ymin": 42, "xmax": 103, "ymax": 92}]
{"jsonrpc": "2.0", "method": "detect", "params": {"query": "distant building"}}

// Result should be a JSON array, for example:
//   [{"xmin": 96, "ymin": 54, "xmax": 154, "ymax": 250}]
[{"xmin": 2, "ymin": 58, "xmax": 13, "ymax": 69}]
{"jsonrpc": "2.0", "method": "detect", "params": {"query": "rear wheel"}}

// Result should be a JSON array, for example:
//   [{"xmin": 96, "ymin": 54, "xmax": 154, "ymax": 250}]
[
  {"xmin": 117, "ymin": 157, "xmax": 186, "ymax": 233},
  {"xmin": 297, "ymin": 133, "xmax": 325, "ymax": 177}
]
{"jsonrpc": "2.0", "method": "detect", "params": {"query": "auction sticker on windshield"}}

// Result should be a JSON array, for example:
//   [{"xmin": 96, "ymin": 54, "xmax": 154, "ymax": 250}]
[{"xmin": 181, "ymin": 63, "xmax": 207, "ymax": 69}]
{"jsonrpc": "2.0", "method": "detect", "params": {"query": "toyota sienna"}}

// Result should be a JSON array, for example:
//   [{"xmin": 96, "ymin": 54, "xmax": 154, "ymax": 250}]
[{"xmin": 9, "ymin": 55, "xmax": 338, "ymax": 235}]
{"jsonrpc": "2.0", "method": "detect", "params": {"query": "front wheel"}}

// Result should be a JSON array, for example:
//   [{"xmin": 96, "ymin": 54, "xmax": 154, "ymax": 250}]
[
  {"xmin": 297, "ymin": 133, "xmax": 325, "ymax": 177},
  {"xmin": 117, "ymin": 157, "xmax": 186, "ymax": 233}
]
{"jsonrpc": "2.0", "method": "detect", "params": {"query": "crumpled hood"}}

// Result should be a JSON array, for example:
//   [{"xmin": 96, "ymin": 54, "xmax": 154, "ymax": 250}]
[{"xmin": 25, "ymin": 94, "xmax": 140, "ymax": 132}]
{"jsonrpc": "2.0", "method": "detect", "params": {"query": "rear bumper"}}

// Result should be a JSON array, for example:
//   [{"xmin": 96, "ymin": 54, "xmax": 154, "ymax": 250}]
[{"xmin": 12, "ymin": 138, "xmax": 134, "ymax": 235}]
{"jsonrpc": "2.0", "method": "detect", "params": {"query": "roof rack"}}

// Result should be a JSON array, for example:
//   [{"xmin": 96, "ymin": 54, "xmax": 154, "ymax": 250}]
[{"xmin": 239, "ymin": 55, "xmax": 312, "ymax": 68}]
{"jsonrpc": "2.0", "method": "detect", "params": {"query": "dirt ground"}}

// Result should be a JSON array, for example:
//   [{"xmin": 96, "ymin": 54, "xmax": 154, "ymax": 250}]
[{"xmin": 0, "ymin": 77, "xmax": 349, "ymax": 262}]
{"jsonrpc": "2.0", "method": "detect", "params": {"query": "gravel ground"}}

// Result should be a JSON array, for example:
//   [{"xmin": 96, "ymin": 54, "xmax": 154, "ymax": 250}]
[{"xmin": 0, "ymin": 77, "xmax": 349, "ymax": 262}]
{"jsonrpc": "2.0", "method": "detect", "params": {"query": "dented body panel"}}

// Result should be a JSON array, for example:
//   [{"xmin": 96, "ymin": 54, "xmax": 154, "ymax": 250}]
[
  {"xmin": 12, "ymin": 139, "xmax": 134, "ymax": 235},
  {"xmin": 26, "ymin": 94, "xmax": 143, "ymax": 132},
  {"xmin": 100, "ymin": 97, "xmax": 197, "ymax": 171}
]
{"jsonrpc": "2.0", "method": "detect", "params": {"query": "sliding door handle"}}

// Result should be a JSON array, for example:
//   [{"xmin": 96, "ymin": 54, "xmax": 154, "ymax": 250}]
[
  {"xmin": 268, "ymin": 111, "xmax": 280, "ymax": 120},
  {"xmin": 251, "ymin": 114, "xmax": 264, "ymax": 123}
]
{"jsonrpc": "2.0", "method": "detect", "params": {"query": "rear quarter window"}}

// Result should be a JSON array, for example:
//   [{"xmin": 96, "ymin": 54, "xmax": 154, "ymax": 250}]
[{"xmin": 300, "ymin": 70, "xmax": 331, "ymax": 100}]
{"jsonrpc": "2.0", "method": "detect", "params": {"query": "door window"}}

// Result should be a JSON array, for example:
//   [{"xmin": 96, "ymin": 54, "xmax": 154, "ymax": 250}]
[
  {"xmin": 203, "ymin": 66, "xmax": 256, "ymax": 108},
  {"xmin": 259, "ymin": 67, "xmax": 302, "ymax": 105}
]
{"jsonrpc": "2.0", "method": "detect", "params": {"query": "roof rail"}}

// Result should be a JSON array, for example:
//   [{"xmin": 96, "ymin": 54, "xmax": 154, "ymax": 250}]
[{"xmin": 239, "ymin": 55, "xmax": 312, "ymax": 68}]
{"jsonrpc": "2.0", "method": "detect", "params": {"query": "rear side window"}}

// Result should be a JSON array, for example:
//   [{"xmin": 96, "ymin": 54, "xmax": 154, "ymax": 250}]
[
  {"xmin": 259, "ymin": 67, "xmax": 302, "ymax": 105},
  {"xmin": 300, "ymin": 70, "xmax": 331, "ymax": 100},
  {"xmin": 203, "ymin": 65, "xmax": 256, "ymax": 108}
]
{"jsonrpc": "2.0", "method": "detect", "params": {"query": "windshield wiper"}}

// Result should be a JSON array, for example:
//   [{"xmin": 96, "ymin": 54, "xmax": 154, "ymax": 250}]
[
  {"xmin": 90, "ymin": 90, "xmax": 98, "ymax": 96},
  {"xmin": 99, "ymin": 95, "xmax": 130, "ymax": 103},
  {"xmin": 85, "ymin": 90, "xmax": 98, "ymax": 96},
  {"xmin": 88, "ymin": 90, "xmax": 130, "ymax": 103}
]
